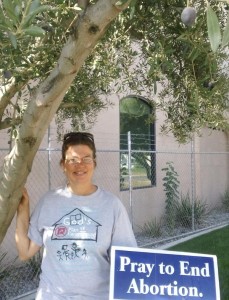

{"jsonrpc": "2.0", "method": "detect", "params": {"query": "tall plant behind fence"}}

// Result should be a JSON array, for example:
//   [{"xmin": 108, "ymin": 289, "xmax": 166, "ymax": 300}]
[{"xmin": 0, "ymin": 147, "xmax": 228, "ymax": 299}]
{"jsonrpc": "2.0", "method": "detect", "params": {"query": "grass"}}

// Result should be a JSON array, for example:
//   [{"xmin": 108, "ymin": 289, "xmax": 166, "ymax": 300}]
[{"xmin": 168, "ymin": 225, "xmax": 229, "ymax": 300}]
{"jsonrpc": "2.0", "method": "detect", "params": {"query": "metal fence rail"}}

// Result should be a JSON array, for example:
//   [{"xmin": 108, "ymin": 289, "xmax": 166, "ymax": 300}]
[{"xmin": 0, "ymin": 147, "xmax": 229, "ymax": 299}]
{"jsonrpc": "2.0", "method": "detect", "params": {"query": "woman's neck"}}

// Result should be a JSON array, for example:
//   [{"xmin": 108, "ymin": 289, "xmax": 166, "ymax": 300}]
[{"xmin": 67, "ymin": 183, "xmax": 97, "ymax": 196}]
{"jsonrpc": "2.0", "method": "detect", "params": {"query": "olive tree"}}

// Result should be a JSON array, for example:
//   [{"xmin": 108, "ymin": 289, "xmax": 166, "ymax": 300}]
[{"xmin": 0, "ymin": 0, "xmax": 133, "ymax": 245}]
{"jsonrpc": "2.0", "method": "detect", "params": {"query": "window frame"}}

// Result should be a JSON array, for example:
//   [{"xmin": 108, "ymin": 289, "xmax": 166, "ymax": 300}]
[{"xmin": 119, "ymin": 95, "xmax": 156, "ymax": 190}]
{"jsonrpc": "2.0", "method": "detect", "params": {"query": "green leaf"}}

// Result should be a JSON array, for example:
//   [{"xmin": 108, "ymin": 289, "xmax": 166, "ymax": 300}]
[
  {"xmin": 13, "ymin": 0, "xmax": 23, "ymax": 16},
  {"xmin": 15, "ymin": 5, "xmax": 21, "ymax": 17},
  {"xmin": 129, "ymin": 0, "xmax": 137, "ymax": 19},
  {"xmin": 222, "ymin": 13, "xmax": 229, "ymax": 47},
  {"xmin": 115, "ymin": 0, "xmax": 129, "ymax": 7},
  {"xmin": 0, "ymin": 7, "xmax": 15, "ymax": 30},
  {"xmin": 0, "ymin": 7, "xmax": 6, "ymax": 24},
  {"xmin": 2, "ymin": 0, "xmax": 19, "ymax": 24},
  {"xmin": 22, "ymin": 25, "xmax": 45, "ymax": 37},
  {"xmin": 3, "ymin": 0, "xmax": 14, "ymax": 14},
  {"xmin": 153, "ymin": 80, "xmax": 157, "ymax": 94},
  {"xmin": 28, "ymin": 0, "xmax": 41, "ymax": 14},
  {"xmin": 21, "ymin": 5, "xmax": 50, "ymax": 29},
  {"xmin": 188, "ymin": 47, "xmax": 200, "ymax": 62},
  {"xmin": 206, "ymin": 4, "xmax": 221, "ymax": 52},
  {"xmin": 8, "ymin": 31, "xmax": 17, "ymax": 48}
]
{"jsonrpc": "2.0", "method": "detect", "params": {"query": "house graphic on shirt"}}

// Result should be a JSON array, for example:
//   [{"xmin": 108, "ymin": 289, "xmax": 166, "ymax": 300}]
[{"xmin": 51, "ymin": 208, "xmax": 101, "ymax": 241}]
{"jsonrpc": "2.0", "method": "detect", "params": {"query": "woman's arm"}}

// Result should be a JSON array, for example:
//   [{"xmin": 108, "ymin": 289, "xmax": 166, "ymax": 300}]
[{"xmin": 15, "ymin": 188, "xmax": 41, "ymax": 261}]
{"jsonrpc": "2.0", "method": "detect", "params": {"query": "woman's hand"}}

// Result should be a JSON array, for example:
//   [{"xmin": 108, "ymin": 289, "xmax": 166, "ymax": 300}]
[
  {"xmin": 17, "ymin": 188, "xmax": 29, "ymax": 214},
  {"xmin": 15, "ymin": 187, "xmax": 41, "ymax": 260}
]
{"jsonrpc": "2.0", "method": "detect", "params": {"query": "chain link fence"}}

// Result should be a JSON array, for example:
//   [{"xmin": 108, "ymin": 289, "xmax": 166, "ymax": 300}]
[{"xmin": 0, "ymin": 147, "xmax": 229, "ymax": 299}]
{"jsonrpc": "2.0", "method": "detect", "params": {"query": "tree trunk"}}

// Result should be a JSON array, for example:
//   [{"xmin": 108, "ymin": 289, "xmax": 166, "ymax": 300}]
[{"xmin": 0, "ymin": 0, "xmax": 131, "ymax": 245}]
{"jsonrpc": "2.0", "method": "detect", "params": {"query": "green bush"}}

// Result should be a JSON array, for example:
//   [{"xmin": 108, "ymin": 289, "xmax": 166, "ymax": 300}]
[
  {"xmin": 175, "ymin": 193, "xmax": 207, "ymax": 228},
  {"xmin": 139, "ymin": 218, "xmax": 163, "ymax": 238},
  {"xmin": 162, "ymin": 161, "xmax": 180, "ymax": 231},
  {"xmin": 221, "ymin": 189, "xmax": 229, "ymax": 211}
]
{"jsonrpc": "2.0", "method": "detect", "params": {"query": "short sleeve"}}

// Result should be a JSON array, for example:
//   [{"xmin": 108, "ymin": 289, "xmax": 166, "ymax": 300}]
[{"xmin": 111, "ymin": 201, "xmax": 137, "ymax": 248}]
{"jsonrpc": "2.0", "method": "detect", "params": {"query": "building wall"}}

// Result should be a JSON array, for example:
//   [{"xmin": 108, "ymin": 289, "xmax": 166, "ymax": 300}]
[
  {"xmin": 84, "ymin": 93, "xmax": 229, "ymax": 229},
  {"xmin": 196, "ymin": 128, "xmax": 229, "ymax": 207}
]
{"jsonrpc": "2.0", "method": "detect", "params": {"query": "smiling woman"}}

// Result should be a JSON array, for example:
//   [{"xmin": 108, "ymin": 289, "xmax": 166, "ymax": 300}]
[
  {"xmin": 15, "ymin": 132, "xmax": 137, "ymax": 300},
  {"xmin": 62, "ymin": 143, "xmax": 96, "ymax": 195}
]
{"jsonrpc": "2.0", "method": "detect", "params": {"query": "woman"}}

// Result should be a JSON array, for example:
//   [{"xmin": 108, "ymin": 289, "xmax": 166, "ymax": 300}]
[{"xmin": 15, "ymin": 132, "xmax": 137, "ymax": 300}]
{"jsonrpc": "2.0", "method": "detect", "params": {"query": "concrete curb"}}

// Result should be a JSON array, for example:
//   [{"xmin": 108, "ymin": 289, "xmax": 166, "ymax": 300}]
[{"xmin": 11, "ymin": 289, "xmax": 37, "ymax": 300}]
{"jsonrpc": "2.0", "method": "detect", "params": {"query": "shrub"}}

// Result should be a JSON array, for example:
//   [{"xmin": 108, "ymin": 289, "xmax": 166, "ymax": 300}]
[
  {"xmin": 139, "ymin": 218, "xmax": 163, "ymax": 238},
  {"xmin": 175, "ymin": 193, "xmax": 207, "ymax": 228},
  {"xmin": 162, "ymin": 161, "xmax": 180, "ymax": 231},
  {"xmin": 221, "ymin": 189, "xmax": 229, "ymax": 212}
]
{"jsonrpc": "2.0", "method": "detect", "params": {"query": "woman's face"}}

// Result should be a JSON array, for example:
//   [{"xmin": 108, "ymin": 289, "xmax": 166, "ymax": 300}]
[{"xmin": 62, "ymin": 144, "xmax": 95, "ymax": 186}]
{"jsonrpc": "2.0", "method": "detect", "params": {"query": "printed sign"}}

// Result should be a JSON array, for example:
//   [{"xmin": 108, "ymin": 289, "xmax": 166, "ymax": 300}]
[{"xmin": 109, "ymin": 246, "xmax": 220, "ymax": 300}]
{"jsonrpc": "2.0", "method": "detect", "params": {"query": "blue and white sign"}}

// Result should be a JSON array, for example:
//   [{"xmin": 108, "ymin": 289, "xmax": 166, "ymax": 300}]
[{"xmin": 109, "ymin": 246, "xmax": 220, "ymax": 300}]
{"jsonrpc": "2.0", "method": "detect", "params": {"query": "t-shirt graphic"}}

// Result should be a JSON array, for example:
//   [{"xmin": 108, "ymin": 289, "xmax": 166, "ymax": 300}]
[{"xmin": 51, "ymin": 208, "xmax": 101, "ymax": 242}]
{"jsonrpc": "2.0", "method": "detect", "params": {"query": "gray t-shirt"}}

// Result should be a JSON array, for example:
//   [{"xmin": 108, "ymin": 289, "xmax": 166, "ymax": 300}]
[{"xmin": 29, "ymin": 186, "xmax": 137, "ymax": 299}]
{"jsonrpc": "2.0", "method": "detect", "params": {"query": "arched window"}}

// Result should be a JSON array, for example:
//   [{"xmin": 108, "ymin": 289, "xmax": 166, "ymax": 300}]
[{"xmin": 120, "ymin": 96, "xmax": 156, "ymax": 190}]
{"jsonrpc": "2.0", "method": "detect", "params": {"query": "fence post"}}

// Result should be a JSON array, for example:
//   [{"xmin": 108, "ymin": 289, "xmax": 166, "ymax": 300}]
[
  {"xmin": 191, "ymin": 136, "xmax": 196, "ymax": 231},
  {"xmin": 128, "ymin": 131, "xmax": 133, "ymax": 228},
  {"xmin": 48, "ymin": 126, "xmax": 51, "ymax": 191}
]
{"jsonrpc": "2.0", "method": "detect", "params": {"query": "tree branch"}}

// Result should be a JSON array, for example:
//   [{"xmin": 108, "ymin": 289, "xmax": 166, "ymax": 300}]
[
  {"xmin": 60, "ymin": 96, "xmax": 96, "ymax": 109},
  {"xmin": 0, "ymin": 82, "xmax": 25, "ymax": 123},
  {"xmin": 0, "ymin": 117, "xmax": 22, "ymax": 130}
]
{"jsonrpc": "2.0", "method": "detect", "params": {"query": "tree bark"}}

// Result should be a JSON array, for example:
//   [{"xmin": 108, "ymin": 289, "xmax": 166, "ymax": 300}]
[{"xmin": 0, "ymin": 0, "xmax": 131, "ymax": 245}]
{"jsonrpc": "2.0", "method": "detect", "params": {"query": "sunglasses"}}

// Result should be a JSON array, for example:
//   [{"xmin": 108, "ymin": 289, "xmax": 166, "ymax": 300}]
[{"xmin": 63, "ymin": 132, "xmax": 94, "ymax": 143}]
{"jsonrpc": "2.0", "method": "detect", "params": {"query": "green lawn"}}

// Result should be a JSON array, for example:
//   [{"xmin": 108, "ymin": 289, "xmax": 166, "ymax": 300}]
[{"xmin": 168, "ymin": 225, "xmax": 229, "ymax": 300}]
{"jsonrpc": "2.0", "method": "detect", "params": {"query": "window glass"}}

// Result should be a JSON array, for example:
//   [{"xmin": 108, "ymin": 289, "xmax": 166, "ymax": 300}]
[{"xmin": 120, "ymin": 96, "xmax": 156, "ymax": 190}]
